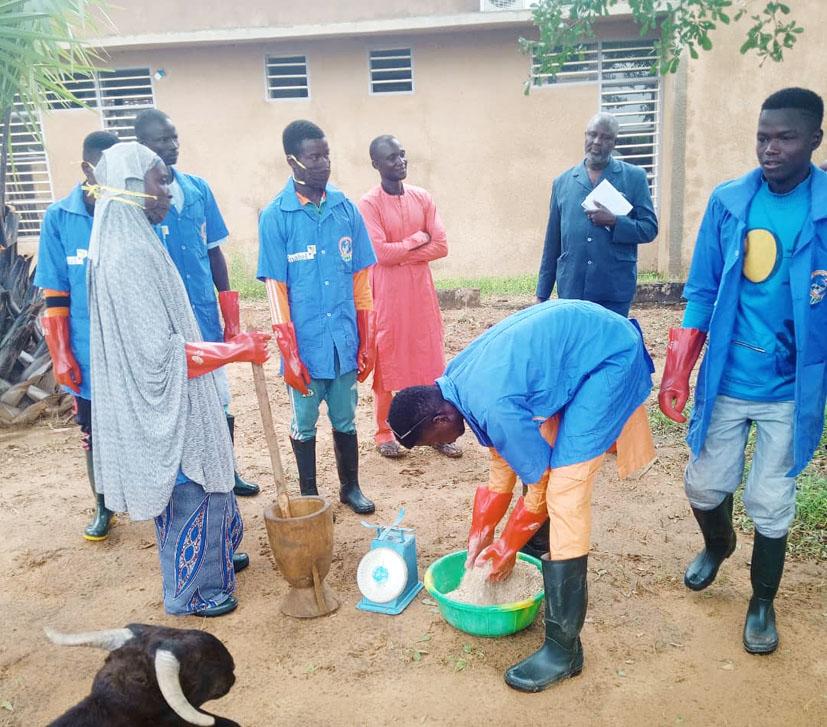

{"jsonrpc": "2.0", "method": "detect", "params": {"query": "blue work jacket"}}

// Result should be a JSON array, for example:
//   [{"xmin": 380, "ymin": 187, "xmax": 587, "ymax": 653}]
[
  {"xmin": 257, "ymin": 178, "xmax": 377, "ymax": 379},
  {"xmin": 536, "ymin": 158, "xmax": 658, "ymax": 304},
  {"xmin": 436, "ymin": 300, "xmax": 653, "ymax": 484},
  {"xmin": 684, "ymin": 165, "xmax": 827, "ymax": 476},
  {"xmin": 157, "ymin": 171, "xmax": 228, "ymax": 343},
  {"xmin": 33, "ymin": 185, "xmax": 94, "ymax": 399}
]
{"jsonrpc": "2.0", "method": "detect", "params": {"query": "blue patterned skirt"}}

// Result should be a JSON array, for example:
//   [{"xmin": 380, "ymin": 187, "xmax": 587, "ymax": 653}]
[{"xmin": 154, "ymin": 479, "xmax": 244, "ymax": 615}]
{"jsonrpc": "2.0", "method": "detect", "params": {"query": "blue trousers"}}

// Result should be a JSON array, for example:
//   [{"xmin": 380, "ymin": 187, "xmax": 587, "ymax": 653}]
[{"xmin": 288, "ymin": 365, "xmax": 358, "ymax": 441}]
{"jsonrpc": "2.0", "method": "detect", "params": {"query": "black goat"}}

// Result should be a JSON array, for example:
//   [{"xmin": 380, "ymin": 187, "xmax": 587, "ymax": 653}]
[{"xmin": 46, "ymin": 623, "xmax": 240, "ymax": 726}]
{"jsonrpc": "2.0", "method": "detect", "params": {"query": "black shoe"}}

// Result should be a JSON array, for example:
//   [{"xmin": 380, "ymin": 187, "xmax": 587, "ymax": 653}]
[
  {"xmin": 744, "ymin": 532, "xmax": 787, "ymax": 654},
  {"xmin": 332, "ymin": 430, "xmax": 375, "ymax": 514},
  {"xmin": 227, "ymin": 414, "xmax": 260, "ymax": 496},
  {"xmin": 505, "ymin": 555, "xmax": 588, "ymax": 692},
  {"xmin": 232, "ymin": 553, "xmax": 250, "ymax": 573},
  {"xmin": 520, "ymin": 519, "xmax": 550, "ymax": 560},
  {"xmin": 195, "ymin": 595, "xmax": 238, "ymax": 618},
  {"xmin": 82, "ymin": 450, "xmax": 113, "ymax": 542},
  {"xmin": 684, "ymin": 494, "xmax": 736, "ymax": 591},
  {"xmin": 290, "ymin": 436, "xmax": 319, "ymax": 496},
  {"xmin": 232, "ymin": 472, "xmax": 260, "ymax": 497}
]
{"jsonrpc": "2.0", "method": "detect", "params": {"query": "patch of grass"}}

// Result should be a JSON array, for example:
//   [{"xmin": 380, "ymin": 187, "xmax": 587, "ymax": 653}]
[
  {"xmin": 434, "ymin": 275, "xmax": 538, "ymax": 297},
  {"xmin": 229, "ymin": 255, "xmax": 266, "ymax": 301},
  {"xmin": 434, "ymin": 271, "xmax": 673, "ymax": 297}
]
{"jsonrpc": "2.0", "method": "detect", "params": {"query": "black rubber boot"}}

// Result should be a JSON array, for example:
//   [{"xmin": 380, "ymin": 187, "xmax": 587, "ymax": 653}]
[
  {"xmin": 332, "ymin": 430, "xmax": 375, "ymax": 514},
  {"xmin": 227, "ymin": 414, "xmax": 260, "ymax": 497},
  {"xmin": 520, "ymin": 519, "xmax": 550, "ymax": 560},
  {"xmin": 684, "ymin": 494, "xmax": 736, "ymax": 591},
  {"xmin": 743, "ymin": 532, "xmax": 787, "ymax": 654},
  {"xmin": 83, "ymin": 450, "xmax": 113, "ymax": 542},
  {"xmin": 505, "ymin": 555, "xmax": 588, "ymax": 692},
  {"xmin": 290, "ymin": 437, "xmax": 319, "ymax": 496}
]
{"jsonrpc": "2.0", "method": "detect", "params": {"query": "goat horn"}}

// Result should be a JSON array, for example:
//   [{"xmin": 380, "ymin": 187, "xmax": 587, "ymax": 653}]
[
  {"xmin": 154, "ymin": 649, "xmax": 215, "ymax": 727},
  {"xmin": 45, "ymin": 627, "xmax": 135, "ymax": 651}
]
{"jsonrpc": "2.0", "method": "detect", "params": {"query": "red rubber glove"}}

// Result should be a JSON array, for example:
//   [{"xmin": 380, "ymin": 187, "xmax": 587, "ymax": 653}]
[
  {"xmin": 474, "ymin": 497, "xmax": 547, "ymax": 582},
  {"xmin": 41, "ymin": 315, "xmax": 81, "ymax": 394},
  {"xmin": 356, "ymin": 309, "xmax": 376, "ymax": 383},
  {"xmin": 465, "ymin": 486, "xmax": 513, "ymax": 570},
  {"xmin": 186, "ymin": 331, "xmax": 271, "ymax": 378},
  {"xmin": 272, "ymin": 322, "xmax": 311, "ymax": 395},
  {"xmin": 658, "ymin": 327, "xmax": 707, "ymax": 423},
  {"xmin": 218, "ymin": 290, "xmax": 241, "ymax": 341}
]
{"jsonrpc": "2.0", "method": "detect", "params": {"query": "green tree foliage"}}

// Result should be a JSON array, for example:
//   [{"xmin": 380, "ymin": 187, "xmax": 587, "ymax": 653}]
[
  {"xmin": 522, "ymin": 1, "xmax": 803, "ymax": 91},
  {"xmin": 0, "ymin": 0, "xmax": 106, "ymax": 243}
]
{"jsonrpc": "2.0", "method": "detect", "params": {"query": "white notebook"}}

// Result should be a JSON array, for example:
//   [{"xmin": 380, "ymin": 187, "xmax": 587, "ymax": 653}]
[{"xmin": 581, "ymin": 179, "xmax": 633, "ymax": 216}]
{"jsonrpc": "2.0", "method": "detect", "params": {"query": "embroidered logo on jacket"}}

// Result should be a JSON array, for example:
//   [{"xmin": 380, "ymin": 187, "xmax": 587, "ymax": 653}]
[
  {"xmin": 338, "ymin": 236, "xmax": 353, "ymax": 263},
  {"xmin": 287, "ymin": 244, "xmax": 317, "ymax": 263},
  {"xmin": 810, "ymin": 269, "xmax": 827, "ymax": 305}
]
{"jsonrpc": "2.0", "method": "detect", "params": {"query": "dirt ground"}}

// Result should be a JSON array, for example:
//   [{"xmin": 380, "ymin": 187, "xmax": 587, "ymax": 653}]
[{"xmin": 1, "ymin": 300, "xmax": 825, "ymax": 727}]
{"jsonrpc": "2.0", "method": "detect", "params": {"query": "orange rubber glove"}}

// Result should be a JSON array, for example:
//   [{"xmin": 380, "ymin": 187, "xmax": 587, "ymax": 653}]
[
  {"xmin": 272, "ymin": 322, "xmax": 311, "ymax": 395},
  {"xmin": 356, "ymin": 309, "xmax": 376, "ymax": 383},
  {"xmin": 465, "ymin": 486, "xmax": 513, "ymax": 570},
  {"xmin": 186, "ymin": 331, "xmax": 271, "ymax": 378},
  {"xmin": 658, "ymin": 327, "xmax": 707, "ymax": 423},
  {"xmin": 218, "ymin": 290, "xmax": 241, "ymax": 341},
  {"xmin": 41, "ymin": 315, "xmax": 81, "ymax": 394},
  {"xmin": 474, "ymin": 497, "xmax": 547, "ymax": 582}
]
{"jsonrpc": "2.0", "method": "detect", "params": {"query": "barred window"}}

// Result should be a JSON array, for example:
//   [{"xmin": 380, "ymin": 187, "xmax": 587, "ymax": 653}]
[
  {"xmin": 266, "ymin": 55, "xmax": 309, "ymax": 100},
  {"xmin": 4, "ymin": 103, "xmax": 54, "ymax": 239},
  {"xmin": 369, "ymin": 48, "xmax": 413, "ymax": 94},
  {"xmin": 532, "ymin": 39, "xmax": 661, "ymax": 202},
  {"xmin": 98, "ymin": 68, "xmax": 156, "ymax": 141},
  {"xmin": 46, "ymin": 72, "xmax": 98, "ymax": 110}
]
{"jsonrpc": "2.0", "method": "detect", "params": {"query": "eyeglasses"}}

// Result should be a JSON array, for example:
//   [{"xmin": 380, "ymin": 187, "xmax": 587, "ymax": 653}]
[{"xmin": 389, "ymin": 412, "xmax": 433, "ymax": 443}]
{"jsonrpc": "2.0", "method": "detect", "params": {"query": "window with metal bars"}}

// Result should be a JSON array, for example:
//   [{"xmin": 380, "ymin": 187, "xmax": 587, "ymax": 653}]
[
  {"xmin": 3, "ymin": 103, "xmax": 54, "ymax": 239},
  {"xmin": 4, "ymin": 68, "xmax": 155, "ymax": 236},
  {"xmin": 43, "ymin": 68, "xmax": 156, "ymax": 141},
  {"xmin": 46, "ymin": 72, "xmax": 98, "ymax": 110},
  {"xmin": 98, "ymin": 68, "xmax": 156, "ymax": 141},
  {"xmin": 266, "ymin": 55, "xmax": 309, "ymax": 100},
  {"xmin": 369, "ymin": 48, "xmax": 413, "ymax": 94},
  {"xmin": 532, "ymin": 39, "xmax": 661, "ymax": 202}
]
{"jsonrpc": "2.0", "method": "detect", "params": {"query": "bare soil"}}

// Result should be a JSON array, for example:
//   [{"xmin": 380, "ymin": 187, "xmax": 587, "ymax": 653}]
[{"xmin": 1, "ymin": 300, "xmax": 825, "ymax": 727}]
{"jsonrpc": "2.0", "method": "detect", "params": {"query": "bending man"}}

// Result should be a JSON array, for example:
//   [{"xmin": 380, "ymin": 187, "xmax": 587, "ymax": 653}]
[{"xmin": 388, "ymin": 300, "xmax": 655, "ymax": 692}]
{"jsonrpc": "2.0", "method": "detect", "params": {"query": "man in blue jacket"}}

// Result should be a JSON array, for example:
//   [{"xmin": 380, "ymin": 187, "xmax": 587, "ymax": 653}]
[
  {"xmin": 135, "ymin": 110, "xmax": 259, "ymax": 497},
  {"xmin": 388, "ymin": 301, "xmax": 655, "ymax": 692},
  {"xmin": 660, "ymin": 87, "xmax": 826, "ymax": 656},
  {"xmin": 35, "ymin": 131, "xmax": 119, "ymax": 540},
  {"xmin": 536, "ymin": 112, "xmax": 658, "ymax": 317}
]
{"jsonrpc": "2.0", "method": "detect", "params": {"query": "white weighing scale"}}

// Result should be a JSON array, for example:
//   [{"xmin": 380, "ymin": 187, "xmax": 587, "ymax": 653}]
[{"xmin": 356, "ymin": 509, "xmax": 423, "ymax": 615}]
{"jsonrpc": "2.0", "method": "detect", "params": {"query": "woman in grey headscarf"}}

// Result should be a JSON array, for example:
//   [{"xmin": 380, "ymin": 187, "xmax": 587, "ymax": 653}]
[{"xmin": 87, "ymin": 142, "xmax": 270, "ymax": 617}]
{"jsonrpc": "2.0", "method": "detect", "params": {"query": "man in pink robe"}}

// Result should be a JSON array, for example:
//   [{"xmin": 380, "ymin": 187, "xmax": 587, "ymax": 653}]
[{"xmin": 358, "ymin": 135, "xmax": 461, "ymax": 459}]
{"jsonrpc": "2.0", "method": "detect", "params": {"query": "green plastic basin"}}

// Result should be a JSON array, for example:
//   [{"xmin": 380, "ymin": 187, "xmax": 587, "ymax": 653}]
[{"xmin": 423, "ymin": 550, "xmax": 544, "ymax": 638}]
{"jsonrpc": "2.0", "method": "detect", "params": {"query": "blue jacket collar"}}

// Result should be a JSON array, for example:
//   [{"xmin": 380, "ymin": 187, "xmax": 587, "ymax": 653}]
[
  {"xmin": 276, "ymin": 177, "xmax": 346, "ymax": 212},
  {"xmin": 716, "ymin": 165, "xmax": 827, "ymax": 222},
  {"xmin": 56, "ymin": 183, "xmax": 92, "ymax": 218},
  {"xmin": 571, "ymin": 157, "xmax": 623, "ymax": 189}
]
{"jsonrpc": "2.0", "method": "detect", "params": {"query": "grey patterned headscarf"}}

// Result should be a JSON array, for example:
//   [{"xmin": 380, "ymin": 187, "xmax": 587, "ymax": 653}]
[{"xmin": 87, "ymin": 142, "xmax": 234, "ymax": 521}]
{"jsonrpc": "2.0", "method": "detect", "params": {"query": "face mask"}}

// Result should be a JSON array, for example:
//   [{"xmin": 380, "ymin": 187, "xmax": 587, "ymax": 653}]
[{"xmin": 82, "ymin": 183, "xmax": 159, "ymax": 209}]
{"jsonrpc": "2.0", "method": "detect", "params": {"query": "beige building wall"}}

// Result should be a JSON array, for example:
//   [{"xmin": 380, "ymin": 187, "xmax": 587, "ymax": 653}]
[{"xmin": 98, "ymin": 0, "xmax": 480, "ymax": 37}]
